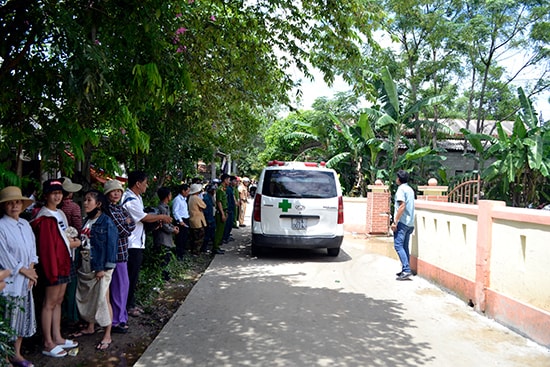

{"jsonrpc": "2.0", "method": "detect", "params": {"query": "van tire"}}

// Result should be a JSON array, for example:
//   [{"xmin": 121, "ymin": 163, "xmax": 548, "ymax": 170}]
[{"xmin": 327, "ymin": 247, "xmax": 340, "ymax": 257}]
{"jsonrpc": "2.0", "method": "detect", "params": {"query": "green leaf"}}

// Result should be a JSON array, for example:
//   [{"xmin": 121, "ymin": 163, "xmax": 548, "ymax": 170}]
[
  {"xmin": 403, "ymin": 95, "xmax": 447, "ymax": 120},
  {"xmin": 460, "ymin": 129, "xmax": 494, "ymax": 153},
  {"xmin": 381, "ymin": 66, "xmax": 399, "ymax": 117},
  {"xmin": 512, "ymin": 117, "xmax": 527, "ymax": 139},
  {"xmin": 482, "ymin": 164, "xmax": 501, "ymax": 181},
  {"xmin": 376, "ymin": 114, "xmax": 397, "ymax": 130},
  {"xmin": 404, "ymin": 146, "xmax": 431, "ymax": 161},
  {"xmin": 526, "ymin": 136, "xmax": 543, "ymax": 170},
  {"xmin": 326, "ymin": 152, "xmax": 350, "ymax": 168},
  {"xmin": 517, "ymin": 87, "xmax": 538, "ymax": 130},
  {"xmin": 496, "ymin": 121, "xmax": 509, "ymax": 141},
  {"xmin": 357, "ymin": 113, "xmax": 375, "ymax": 140}
]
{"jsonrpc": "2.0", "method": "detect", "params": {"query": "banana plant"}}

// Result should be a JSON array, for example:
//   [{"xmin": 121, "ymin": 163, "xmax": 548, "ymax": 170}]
[
  {"xmin": 326, "ymin": 66, "xmax": 447, "ymax": 194},
  {"xmin": 461, "ymin": 87, "xmax": 550, "ymax": 207},
  {"xmin": 327, "ymin": 112, "xmax": 382, "ymax": 195},
  {"xmin": 363, "ymin": 66, "xmax": 446, "ymax": 185}
]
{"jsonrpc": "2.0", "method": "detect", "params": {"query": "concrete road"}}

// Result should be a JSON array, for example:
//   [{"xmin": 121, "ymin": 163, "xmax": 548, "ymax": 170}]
[{"xmin": 135, "ymin": 227, "xmax": 550, "ymax": 367}]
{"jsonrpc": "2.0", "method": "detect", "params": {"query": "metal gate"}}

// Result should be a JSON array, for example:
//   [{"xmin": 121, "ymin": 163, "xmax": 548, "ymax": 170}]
[{"xmin": 447, "ymin": 174, "xmax": 482, "ymax": 204}]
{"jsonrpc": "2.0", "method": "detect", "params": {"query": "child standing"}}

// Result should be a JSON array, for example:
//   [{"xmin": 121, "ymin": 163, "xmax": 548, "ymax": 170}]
[{"xmin": 31, "ymin": 179, "xmax": 81, "ymax": 357}]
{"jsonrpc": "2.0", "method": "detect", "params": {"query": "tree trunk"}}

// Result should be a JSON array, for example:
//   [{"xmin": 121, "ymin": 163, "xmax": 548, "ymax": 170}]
[{"xmin": 15, "ymin": 143, "xmax": 23, "ymax": 177}]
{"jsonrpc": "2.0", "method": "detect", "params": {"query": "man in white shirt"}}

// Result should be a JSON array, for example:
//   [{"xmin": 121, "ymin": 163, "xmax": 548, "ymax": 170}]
[
  {"xmin": 122, "ymin": 171, "xmax": 172, "ymax": 317},
  {"xmin": 172, "ymin": 183, "xmax": 190, "ymax": 260}
]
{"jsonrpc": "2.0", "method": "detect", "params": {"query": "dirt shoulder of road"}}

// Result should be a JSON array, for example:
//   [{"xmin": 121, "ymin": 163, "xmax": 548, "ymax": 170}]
[{"xmin": 19, "ymin": 256, "xmax": 211, "ymax": 367}]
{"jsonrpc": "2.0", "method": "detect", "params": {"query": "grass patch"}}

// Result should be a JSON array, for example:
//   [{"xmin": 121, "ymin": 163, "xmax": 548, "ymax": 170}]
[{"xmin": 135, "ymin": 239, "xmax": 212, "ymax": 309}]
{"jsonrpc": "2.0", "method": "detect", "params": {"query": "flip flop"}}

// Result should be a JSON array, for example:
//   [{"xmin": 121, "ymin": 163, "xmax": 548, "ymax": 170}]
[
  {"xmin": 58, "ymin": 339, "xmax": 79, "ymax": 349},
  {"xmin": 96, "ymin": 340, "xmax": 111, "ymax": 351},
  {"xmin": 42, "ymin": 345, "xmax": 67, "ymax": 358},
  {"xmin": 69, "ymin": 329, "xmax": 95, "ymax": 338}
]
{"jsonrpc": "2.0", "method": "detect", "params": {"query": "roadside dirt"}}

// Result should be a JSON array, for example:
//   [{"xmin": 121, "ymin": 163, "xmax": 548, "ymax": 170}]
[{"xmin": 19, "ymin": 259, "xmax": 210, "ymax": 367}]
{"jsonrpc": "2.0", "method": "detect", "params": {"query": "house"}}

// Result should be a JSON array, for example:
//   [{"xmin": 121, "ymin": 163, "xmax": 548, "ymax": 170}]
[{"xmin": 429, "ymin": 118, "xmax": 513, "ymax": 178}]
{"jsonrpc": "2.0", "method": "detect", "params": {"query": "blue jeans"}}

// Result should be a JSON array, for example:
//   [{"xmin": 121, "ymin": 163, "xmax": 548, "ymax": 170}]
[
  {"xmin": 202, "ymin": 221, "xmax": 216, "ymax": 251},
  {"xmin": 394, "ymin": 222, "xmax": 414, "ymax": 273},
  {"xmin": 223, "ymin": 211, "xmax": 234, "ymax": 242}
]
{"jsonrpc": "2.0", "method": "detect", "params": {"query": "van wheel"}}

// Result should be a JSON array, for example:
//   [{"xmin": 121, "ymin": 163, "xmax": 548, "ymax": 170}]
[
  {"xmin": 251, "ymin": 244, "xmax": 261, "ymax": 257},
  {"xmin": 327, "ymin": 247, "xmax": 340, "ymax": 257}
]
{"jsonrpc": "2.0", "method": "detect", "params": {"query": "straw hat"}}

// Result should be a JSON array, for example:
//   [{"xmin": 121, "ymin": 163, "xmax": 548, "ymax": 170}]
[
  {"xmin": 0, "ymin": 186, "xmax": 34, "ymax": 210},
  {"xmin": 62, "ymin": 177, "xmax": 82, "ymax": 193},
  {"xmin": 104, "ymin": 180, "xmax": 124, "ymax": 195},
  {"xmin": 189, "ymin": 183, "xmax": 203, "ymax": 195}
]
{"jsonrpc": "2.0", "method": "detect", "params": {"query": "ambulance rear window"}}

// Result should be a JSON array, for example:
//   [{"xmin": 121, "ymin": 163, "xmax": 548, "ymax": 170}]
[{"xmin": 262, "ymin": 170, "xmax": 337, "ymax": 198}]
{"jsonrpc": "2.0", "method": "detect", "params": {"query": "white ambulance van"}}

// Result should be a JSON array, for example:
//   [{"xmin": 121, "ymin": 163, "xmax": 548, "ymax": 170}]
[{"xmin": 251, "ymin": 160, "xmax": 344, "ymax": 257}]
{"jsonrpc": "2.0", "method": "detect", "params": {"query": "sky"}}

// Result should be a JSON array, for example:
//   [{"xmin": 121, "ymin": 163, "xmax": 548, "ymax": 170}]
[{"xmin": 293, "ymin": 71, "xmax": 351, "ymax": 110}]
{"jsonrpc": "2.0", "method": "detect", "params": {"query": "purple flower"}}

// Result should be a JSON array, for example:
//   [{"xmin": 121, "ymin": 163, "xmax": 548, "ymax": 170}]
[
  {"xmin": 176, "ymin": 27, "xmax": 188, "ymax": 35},
  {"xmin": 188, "ymin": 0, "xmax": 195, "ymax": 4},
  {"xmin": 94, "ymin": 39, "xmax": 100, "ymax": 45},
  {"xmin": 176, "ymin": 45, "xmax": 187, "ymax": 53},
  {"xmin": 210, "ymin": 15, "xmax": 216, "ymax": 21},
  {"xmin": 176, "ymin": 13, "xmax": 182, "ymax": 18}
]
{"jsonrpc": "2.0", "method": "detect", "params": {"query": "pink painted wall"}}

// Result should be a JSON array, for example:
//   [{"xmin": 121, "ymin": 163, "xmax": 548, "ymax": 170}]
[
  {"xmin": 343, "ymin": 197, "xmax": 368, "ymax": 234},
  {"xmin": 413, "ymin": 200, "xmax": 550, "ymax": 348}
]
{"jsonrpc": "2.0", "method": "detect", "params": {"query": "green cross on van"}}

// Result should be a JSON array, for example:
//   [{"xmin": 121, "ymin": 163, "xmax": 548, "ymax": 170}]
[{"xmin": 278, "ymin": 199, "xmax": 292, "ymax": 212}]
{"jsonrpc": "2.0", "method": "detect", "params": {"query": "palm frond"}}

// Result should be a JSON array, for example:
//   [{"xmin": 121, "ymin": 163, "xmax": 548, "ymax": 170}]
[
  {"xmin": 517, "ymin": 87, "xmax": 538, "ymax": 130},
  {"xmin": 381, "ymin": 66, "xmax": 399, "ymax": 118},
  {"xmin": 403, "ymin": 95, "xmax": 447, "ymax": 120},
  {"xmin": 326, "ymin": 152, "xmax": 350, "ymax": 168},
  {"xmin": 284, "ymin": 131, "xmax": 319, "ymax": 142}
]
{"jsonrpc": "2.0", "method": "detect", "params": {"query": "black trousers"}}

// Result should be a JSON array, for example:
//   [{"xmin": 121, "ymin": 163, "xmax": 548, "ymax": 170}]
[
  {"xmin": 175, "ymin": 218, "xmax": 190, "ymax": 259},
  {"xmin": 127, "ymin": 248, "xmax": 144, "ymax": 310}
]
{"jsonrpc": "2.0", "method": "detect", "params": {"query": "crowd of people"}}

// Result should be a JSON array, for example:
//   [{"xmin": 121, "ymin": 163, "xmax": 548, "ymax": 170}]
[{"xmin": 0, "ymin": 171, "xmax": 252, "ymax": 367}]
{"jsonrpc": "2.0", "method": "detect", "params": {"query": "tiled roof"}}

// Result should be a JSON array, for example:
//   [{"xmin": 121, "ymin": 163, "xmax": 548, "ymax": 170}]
[
  {"xmin": 439, "ymin": 118, "xmax": 513, "ymax": 136},
  {"xmin": 397, "ymin": 139, "xmax": 476, "ymax": 152},
  {"xmin": 437, "ymin": 139, "xmax": 476, "ymax": 152}
]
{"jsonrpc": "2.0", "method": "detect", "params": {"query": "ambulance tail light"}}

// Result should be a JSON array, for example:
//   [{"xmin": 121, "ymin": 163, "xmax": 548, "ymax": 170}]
[
  {"xmin": 337, "ymin": 196, "xmax": 344, "ymax": 224},
  {"xmin": 253, "ymin": 194, "xmax": 262, "ymax": 222}
]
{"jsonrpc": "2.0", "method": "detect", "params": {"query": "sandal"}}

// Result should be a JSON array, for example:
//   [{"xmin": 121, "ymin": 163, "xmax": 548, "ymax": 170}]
[
  {"xmin": 128, "ymin": 307, "xmax": 142, "ymax": 317},
  {"xmin": 96, "ymin": 340, "xmax": 111, "ymax": 351},
  {"xmin": 69, "ymin": 329, "xmax": 95, "ymax": 338},
  {"xmin": 58, "ymin": 339, "xmax": 78, "ymax": 349},
  {"xmin": 42, "ymin": 345, "xmax": 67, "ymax": 358}
]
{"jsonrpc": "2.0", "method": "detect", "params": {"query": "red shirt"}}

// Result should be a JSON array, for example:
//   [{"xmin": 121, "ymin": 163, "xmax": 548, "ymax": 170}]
[{"xmin": 31, "ymin": 215, "xmax": 71, "ymax": 284}]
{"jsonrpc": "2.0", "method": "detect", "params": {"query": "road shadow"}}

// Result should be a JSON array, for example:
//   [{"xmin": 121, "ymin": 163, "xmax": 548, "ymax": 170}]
[
  {"xmin": 232, "ymin": 229, "xmax": 352, "ymax": 263},
  {"xmin": 138, "ymin": 231, "xmax": 437, "ymax": 367}
]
